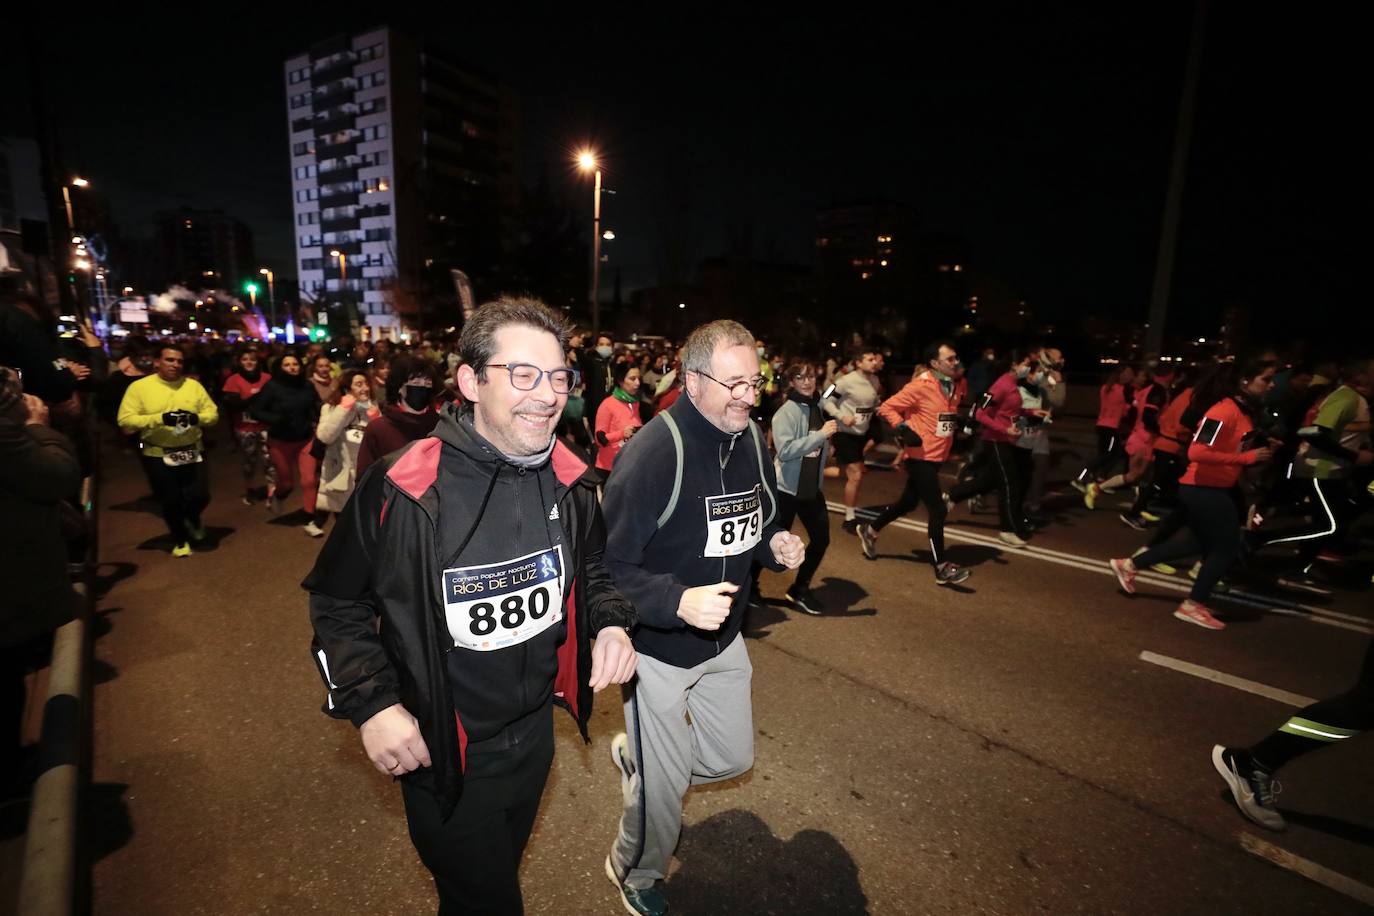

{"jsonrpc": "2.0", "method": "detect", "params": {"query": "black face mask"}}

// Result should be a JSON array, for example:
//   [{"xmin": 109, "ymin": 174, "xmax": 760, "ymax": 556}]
[
  {"xmin": 402, "ymin": 385, "xmax": 432, "ymax": 411},
  {"xmin": 133, "ymin": 356, "xmax": 155, "ymax": 372},
  {"xmin": 239, "ymin": 367, "xmax": 261, "ymax": 382}
]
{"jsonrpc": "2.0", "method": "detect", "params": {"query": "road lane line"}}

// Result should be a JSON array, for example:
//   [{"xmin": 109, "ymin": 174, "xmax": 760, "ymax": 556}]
[
  {"xmin": 1137, "ymin": 652, "xmax": 1316, "ymax": 707},
  {"xmin": 828, "ymin": 501, "xmax": 1374, "ymax": 635},
  {"xmin": 1238, "ymin": 833, "xmax": 1374, "ymax": 907}
]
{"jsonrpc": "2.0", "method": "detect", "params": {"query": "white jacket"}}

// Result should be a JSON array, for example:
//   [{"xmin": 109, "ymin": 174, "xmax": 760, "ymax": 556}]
[{"xmin": 315, "ymin": 400, "xmax": 376, "ymax": 512}]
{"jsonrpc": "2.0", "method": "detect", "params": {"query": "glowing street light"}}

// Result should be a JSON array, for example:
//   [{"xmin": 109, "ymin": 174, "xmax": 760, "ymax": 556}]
[
  {"xmin": 259, "ymin": 267, "xmax": 276, "ymax": 328},
  {"xmin": 602, "ymin": 230, "xmax": 616, "ymax": 241},
  {"xmin": 70, "ymin": 177, "xmax": 89, "ymax": 188},
  {"xmin": 577, "ymin": 149, "xmax": 604, "ymax": 335}
]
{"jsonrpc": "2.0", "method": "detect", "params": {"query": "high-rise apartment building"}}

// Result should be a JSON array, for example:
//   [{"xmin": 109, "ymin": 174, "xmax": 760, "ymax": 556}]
[{"xmin": 284, "ymin": 27, "xmax": 517, "ymax": 338}]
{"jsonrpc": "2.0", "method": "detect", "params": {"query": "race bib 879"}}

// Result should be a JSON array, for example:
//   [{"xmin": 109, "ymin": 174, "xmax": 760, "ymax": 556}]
[
  {"xmin": 703, "ymin": 485, "xmax": 763, "ymax": 558},
  {"xmin": 442, "ymin": 545, "xmax": 564, "ymax": 652}
]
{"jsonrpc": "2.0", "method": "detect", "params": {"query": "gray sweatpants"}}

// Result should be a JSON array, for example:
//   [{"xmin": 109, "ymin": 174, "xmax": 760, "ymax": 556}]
[{"xmin": 610, "ymin": 633, "xmax": 754, "ymax": 890}]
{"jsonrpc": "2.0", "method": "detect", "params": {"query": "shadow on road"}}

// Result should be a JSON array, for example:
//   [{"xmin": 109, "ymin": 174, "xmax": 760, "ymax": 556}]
[
  {"xmin": 92, "ymin": 562, "xmax": 138, "ymax": 599},
  {"xmin": 746, "ymin": 578, "xmax": 878, "ymax": 638},
  {"xmin": 664, "ymin": 808, "xmax": 868, "ymax": 914},
  {"xmin": 107, "ymin": 496, "xmax": 160, "ymax": 515},
  {"xmin": 1282, "ymin": 810, "xmax": 1374, "ymax": 848},
  {"xmin": 135, "ymin": 526, "xmax": 235, "ymax": 553},
  {"xmin": 86, "ymin": 782, "xmax": 134, "ymax": 864}
]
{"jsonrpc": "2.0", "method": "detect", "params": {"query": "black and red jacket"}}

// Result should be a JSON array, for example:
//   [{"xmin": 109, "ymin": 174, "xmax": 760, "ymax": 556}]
[{"xmin": 304, "ymin": 404, "xmax": 636, "ymax": 819}]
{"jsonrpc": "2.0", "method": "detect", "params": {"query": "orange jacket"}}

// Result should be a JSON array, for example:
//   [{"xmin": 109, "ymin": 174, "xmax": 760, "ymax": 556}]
[
  {"xmin": 878, "ymin": 371, "xmax": 965, "ymax": 463},
  {"xmin": 1153, "ymin": 387, "xmax": 1193, "ymax": 456},
  {"xmin": 1180, "ymin": 396, "xmax": 1263, "ymax": 488}
]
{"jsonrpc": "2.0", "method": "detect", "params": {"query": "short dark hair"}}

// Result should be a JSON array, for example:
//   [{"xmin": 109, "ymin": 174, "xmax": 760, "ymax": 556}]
[
  {"xmin": 386, "ymin": 354, "xmax": 442, "ymax": 404},
  {"xmin": 459, "ymin": 296, "xmax": 569, "ymax": 382},
  {"xmin": 612, "ymin": 360, "xmax": 638, "ymax": 387},
  {"xmin": 784, "ymin": 359, "xmax": 816, "ymax": 382},
  {"xmin": 922, "ymin": 340, "xmax": 957, "ymax": 364},
  {"xmin": 158, "ymin": 343, "xmax": 186, "ymax": 360}
]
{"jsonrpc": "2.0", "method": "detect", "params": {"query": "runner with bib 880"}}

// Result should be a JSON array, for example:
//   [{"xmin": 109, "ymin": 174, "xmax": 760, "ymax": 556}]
[
  {"xmin": 600, "ymin": 319, "xmax": 805, "ymax": 916},
  {"xmin": 304, "ymin": 297, "xmax": 638, "ymax": 913}
]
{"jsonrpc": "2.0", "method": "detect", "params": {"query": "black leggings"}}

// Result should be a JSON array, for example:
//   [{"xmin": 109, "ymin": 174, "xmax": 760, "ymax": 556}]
[
  {"xmin": 775, "ymin": 490, "xmax": 830, "ymax": 589},
  {"xmin": 1251, "ymin": 638, "xmax": 1374, "ymax": 772},
  {"xmin": 872, "ymin": 459, "xmax": 949, "ymax": 566},
  {"xmin": 948, "ymin": 440, "xmax": 1029, "ymax": 539},
  {"xmin": 141, "ymin": 456, "xmax": 209, "ymax": 542},
  {"xmin": 1251, "ymin": 477, "xmax": 1352, "ymax": 567},
  {"xmin": 1078, "ymin": 426, "xmax": 1126, "ymax": 482},
  {"xmin": 1133, "ymin": 484, "xmax": 1240, "ymax": 602},
  {"xmin": 1128, "ymin": 449, "xmax": 1185, "ymax": 517}
]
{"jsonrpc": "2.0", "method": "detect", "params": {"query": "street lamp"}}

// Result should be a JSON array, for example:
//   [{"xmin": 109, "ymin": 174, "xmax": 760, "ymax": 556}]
[
  {"xmin": 577, "ymin": 150, "xmax": 603, "ymax": 337},
  {"xmin": 245, "ymin": 281, "xmax": 259, "ymax": 309},
  {"xmin": 259, "ymin": 267, "xmax": 276, "ymax": 328}
]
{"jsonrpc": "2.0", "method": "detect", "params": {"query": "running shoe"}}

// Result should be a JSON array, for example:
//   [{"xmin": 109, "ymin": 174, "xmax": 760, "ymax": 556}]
[
  {"xmin": 303, "ymin": 522, "xmax": 326, "ymax": 538},
  {"xmin": 1316, "ymin": 549, "xmax": 1348, "ymax": 565},
  {"xmin": 1174, "ymin": 599, "xmax": 1225, "ymax": 630},
  {"xmin": 942, "ymin": 491, "xmax": 954, "ymax": 514},
  {"xmin": 1083, "ymin": 482, "xmax": 1100, "ymax": 510},
  {"xmin": 997, "ymin": 531, "xmax": 1029, "ymax": 549},
  {"xmin": 1186, "ymin": 561, "xmax": 1230, "ymax": 593},
  {"xmin": 171, "ymin": 542, "xmax": 193, "ymax": 558},
  {"xmin": 1118, "ymin": 512, "xmax": 1146, "ymax": 531},
  {"xmin": 1277, "ymin": 568, "xmax": 1334, "ymax": 597},
  {"xmin": 786, "ymin": 586, "xmax": 825, "ymax": 615},
  {"xmin": 187, "ymin": 522, "xmax": 207, "ymax": 542},
  {"xmin": 240, "ymin": 495, "xmax": 254, "ymax": 507},
  {"xmin": 857, "ymin": 522, "xmax": 878, "ymax": 560},
  {"xmin": 746, "ymin": 589, "xmax": 765, "ymax": 609},
  {"xmin": 610, "ymin": 732, "xmax": 634, "ymax": 797},
  {"xmin": 1139, "ymin": 510, "xmax": 1162, "ymax": 523},
  {"xmin": 1132, "ymin": 547, "xmax": 1175, "ymax": 575},
  {"xmin": 1070, "ymin": 479, "xmax": 1089, "ymax": 494},
  {"xmin": 1108, "ymin": 558, "xmax": 1137, "ymax": 594},
  {"xmin": 1211, "ymin": 745, "xmax": 1285, "ymax": 831},
  {"xmin": 265, "ymin": 493, "xmax": 279, "ymax": 514},
  {"xmin": 841, "ymin": 518, "xmax": 860, "ymax": 535},
  {"xmin": 934, "ymin": 562, "xmax": 971, "ymax": 586},
  {"xmin": 970, "ymin": 495, "xmax": 987, "ymax": 513},
  {"xmin": 605, "ymin": 856, "xmax": 667, "ymax": 916}
]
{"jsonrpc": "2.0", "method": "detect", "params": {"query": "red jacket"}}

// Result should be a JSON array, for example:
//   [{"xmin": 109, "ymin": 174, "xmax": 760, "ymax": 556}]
[
  {"xmin": 594, "ymin": 396, "xmax": 641, "ymax": 472},
  {"xmin": 976, "ymin": 373, "xmax": 1025, "ymax": 444},
  {"xmin": 1180, "ymin": 396, "xmax": 1264, "ymax": 488}
]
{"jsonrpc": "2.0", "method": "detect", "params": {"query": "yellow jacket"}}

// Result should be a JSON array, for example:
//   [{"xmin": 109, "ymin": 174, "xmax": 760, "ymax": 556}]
[{"xmin": 117, "ymin": 374, "xmax": 219, "ymax": 457}]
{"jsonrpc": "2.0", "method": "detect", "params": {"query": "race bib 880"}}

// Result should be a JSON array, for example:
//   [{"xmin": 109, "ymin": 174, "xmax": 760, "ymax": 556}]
[
  {"xmin": 703, "ymin": 485, "xmax": 763, "ymax": 558},
  {"xmin": 442, "ymin": 545, "xmax": 564, "ymax": 652}
]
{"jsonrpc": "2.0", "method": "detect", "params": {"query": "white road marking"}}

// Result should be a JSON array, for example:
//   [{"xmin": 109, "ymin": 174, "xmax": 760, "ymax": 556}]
[
  {"xmin": 829, "ymin": 502, "xmax": 1374, "ymax": 635},
  {"xmin": 1137, "ymin": 651, "xmax": 1317, "ymax": 707},
  {"xmin": 1238, "ymin": 833, "xmax": 1374, "ymax": 908}
]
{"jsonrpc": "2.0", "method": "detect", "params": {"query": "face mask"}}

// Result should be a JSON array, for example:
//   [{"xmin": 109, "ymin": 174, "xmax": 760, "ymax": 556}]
[
  {"xmin": 1016, "ymin": 365, "xmax": 1032, "ymax": 379},
  {"xmin": 756, "ymin": 347, "xmax": 766, "ymax": 358},
  {"xmin": 596, "ymin": 345, "xmax": 613, "ymax": 359},
  {"xmin": 134, "ymin": 356, "xmax": 155, "ymax": 371},
  {"xmin": 402, "ymin": 385, "xmax": 432, "ymax": 411}
]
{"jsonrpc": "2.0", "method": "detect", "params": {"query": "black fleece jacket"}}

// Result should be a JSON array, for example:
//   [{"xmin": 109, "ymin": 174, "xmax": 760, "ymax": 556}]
[{"xmin": 602, "ymin": 393, "xmax": 785, "ymax": 669}]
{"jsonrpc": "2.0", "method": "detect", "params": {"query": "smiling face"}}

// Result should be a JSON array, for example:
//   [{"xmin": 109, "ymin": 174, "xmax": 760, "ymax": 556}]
[
  {"xmin": 349, "ymin": 373, "xmax": 371, "ymax": 401},
  {"xmin": 685, "ymin": 341, "xmax": 758, "ymax": 434},
  {"xmin": 790, "ymin": 364, "xmax": 817, "ymax": 397},
  {"xmin": 279, "ymin": 355, "xmax": 301, "ymax": 376},
  {"xmin": 457, "ymin": 324, "xmax": 568, "ymax": 456}
]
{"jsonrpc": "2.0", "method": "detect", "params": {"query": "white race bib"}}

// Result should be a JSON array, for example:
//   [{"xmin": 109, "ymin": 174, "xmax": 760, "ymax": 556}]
[
  {"xmin": 442, "ymin": 545, "xmax": 564, "ymax": 652},
  {"xmin": 703, "ymin": 486, "xmax": 762, "ymax": 558},
  {"xmin": 345, "ymin": 425, "xmax": 365, "ymax": 445},
  {"xmin": 162, "ymin": 446, "xmax": 202, "ymax": 467},
  {"xmin": 936, "ymin": 413, "xmax": 958, "ymax": 438}
]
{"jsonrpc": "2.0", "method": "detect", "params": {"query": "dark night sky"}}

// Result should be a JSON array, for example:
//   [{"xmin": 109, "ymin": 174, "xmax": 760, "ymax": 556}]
[{"xmin": 4, "ymin": 7, "xmax": 1364, "ymax": 340}]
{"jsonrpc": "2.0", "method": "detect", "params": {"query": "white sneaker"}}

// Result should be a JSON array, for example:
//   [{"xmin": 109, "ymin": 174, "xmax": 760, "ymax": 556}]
[
  {"xmin": 303, "ymin": 521, "xmax": 325, "ymax": 538},
  {"xmin": 997, "ymin": 531, "xmax": 1029, "ymax": 549},
  {"xmin": 610, "ymin": 732, "xmax": 634, "ymax": 799}
]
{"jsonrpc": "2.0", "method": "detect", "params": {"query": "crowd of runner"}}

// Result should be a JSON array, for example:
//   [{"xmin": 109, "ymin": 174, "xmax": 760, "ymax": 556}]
[{"xmin": 3, "ymin": 285, "xmax": 1372, "ymax": 912}]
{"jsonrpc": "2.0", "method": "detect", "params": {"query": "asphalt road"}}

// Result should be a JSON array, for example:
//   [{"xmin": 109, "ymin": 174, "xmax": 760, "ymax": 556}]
[{"xmin": 85, "ymin": 423, "xmax": 1374, "ymax": 914}]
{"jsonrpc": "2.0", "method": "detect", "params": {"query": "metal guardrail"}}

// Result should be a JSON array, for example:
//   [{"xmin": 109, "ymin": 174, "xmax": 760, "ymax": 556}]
[{"xmin": 19, "ymin": 451, "xmax": 98, "ymax": 914}]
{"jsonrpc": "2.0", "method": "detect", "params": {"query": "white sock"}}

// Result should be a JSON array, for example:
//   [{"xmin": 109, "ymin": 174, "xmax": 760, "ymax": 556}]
[{"xmin": 844, "ymin": 507, "xmax": 855, "ymax": 521}]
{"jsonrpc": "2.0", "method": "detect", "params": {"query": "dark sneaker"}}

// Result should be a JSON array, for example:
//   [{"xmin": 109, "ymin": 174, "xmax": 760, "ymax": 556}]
[
  {"xmin": 606, "ymin": 856, "xmax": 668, "ymax": 916},
  {"xmin": 188, "ymin": 521, "xmax": 207, "ymax": 542},
  {"xmin": 857, "ymin": 522, "xmax": 878, "ymax": 560},
  {"xmin": 786, "ymin": 586, "xmax": 824, "ymax": 615},
  {"xmin": 1212, "ymin": 745, "xmax": 1285, "ymax": 831},
  {"xmin": 1277, "ymin": 568, "xmax": 1335, "ymax": 597},
  {"xmin": 841, "ymin": 518, "xmax": 860, "ymax": 534},
  {"xmin": 934, "ymin": 562, "xmax": 970, "ymax": 586},
  {"xmin": 746, "ymin": 588, "xmax": 765, "ymax": 609},
  {"xmin": 1119, "ymin": 512, "xmax": 1147, "ymax": 531}
]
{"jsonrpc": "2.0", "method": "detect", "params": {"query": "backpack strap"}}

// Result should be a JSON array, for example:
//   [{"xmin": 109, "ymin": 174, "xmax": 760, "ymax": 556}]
[
  {"xmin": 655, "ymin": 412, "xmax": 685, "ymax": 530},
  {"xmin": 749, "ymin": 419, "xmax": 777, "ymax": 527}
]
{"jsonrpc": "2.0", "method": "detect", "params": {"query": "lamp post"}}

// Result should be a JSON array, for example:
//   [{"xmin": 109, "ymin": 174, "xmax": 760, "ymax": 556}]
[
  {"xmin": 259, "ymin": 267, "xmax": 276, "ymax": 328},
  {"xmin": 61, "ymin": 176, "xmax": 93, "ymax": 328},
  {"xmin": 577, "ymin": 151, "xmax": 602, "ymax": 337},
  {"xmin": 330, "ymin": 249, "xmax": 350, "ymax": 333}
]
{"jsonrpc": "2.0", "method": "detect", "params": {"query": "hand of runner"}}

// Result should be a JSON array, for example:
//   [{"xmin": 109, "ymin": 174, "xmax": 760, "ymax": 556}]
[
  {"xmin": 69, "ymin": 362, "xmax": 92, "ymax": 381},
  {"xmin": 841, "ymin": 415, "xmax": 856, "ymax": 427},
  {"xmin": 23, "ymin": 394, "xmax": 49, "ymax": 427},
  {"xmin": 1246, "ymin": 447, "xmax": 1274, "ymax": 464},
  {"xmin": 677, "ymin": 583, "xmax": 738, "ymax": 631},
  {"xmin": 589, "ymin": 626, "xmax": 638, "ymax": 692},
  {"xmin": 820, "ymin": 420, "xmax": 838, "ymax": 438},
  {"xmin": 360, "ymin": 703, "xmax": 432, "ymax": 776},
  {"xmin": 771, "ymin": 531, "xmax": 805, "ymax": 569}
]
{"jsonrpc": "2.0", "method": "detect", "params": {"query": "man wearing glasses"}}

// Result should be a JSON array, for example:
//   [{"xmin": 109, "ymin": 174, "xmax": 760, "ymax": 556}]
[
  {"xmin": 305, "ymin": 297, "xmax": 639, "ymax": 912},
  {"xmin": 600, "ymin": 319, "xmax": 805, "ymax": 916}
]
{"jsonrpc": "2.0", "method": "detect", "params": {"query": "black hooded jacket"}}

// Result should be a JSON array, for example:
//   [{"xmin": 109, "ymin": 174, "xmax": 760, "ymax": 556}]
[{"xmin": 303, "ymin": 403, "xmax": 635, "ymax": 818}]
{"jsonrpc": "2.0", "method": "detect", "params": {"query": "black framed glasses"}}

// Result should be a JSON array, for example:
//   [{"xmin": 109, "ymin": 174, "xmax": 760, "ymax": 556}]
[
  {"xmin": 487, "ymin": 363, "xmax": 580, "ymax": 394},
  {"xmin": 695, "ymin": 369, "xmax": 766, "ymax": 400}
]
